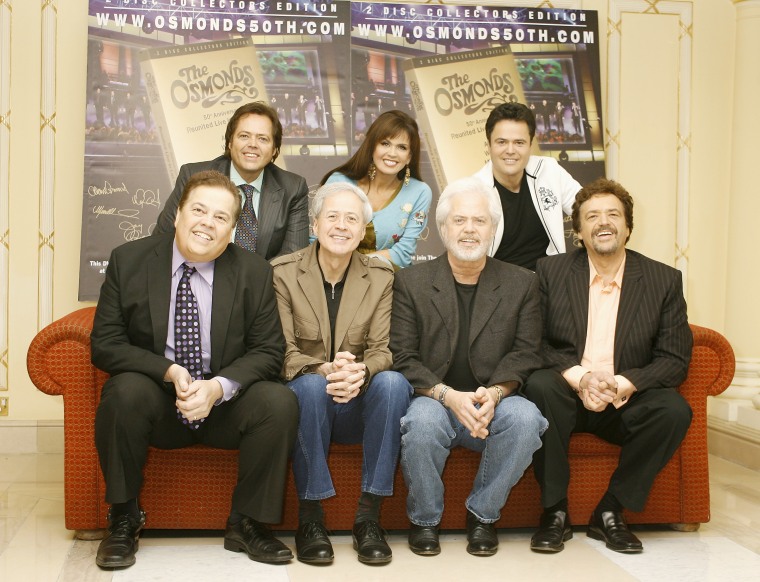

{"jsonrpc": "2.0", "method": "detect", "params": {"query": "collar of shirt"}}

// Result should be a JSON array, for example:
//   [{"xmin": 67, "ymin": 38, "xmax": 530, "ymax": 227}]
[
  {"xmin": 171, "ymin": 241, "xmax": 215, "ymax": 286},
  {"xmin": 230, "ymin": 164, "xmax": 265, "ymax": 193},
  {"xmin": 588, "ymin": 253, "xmax": 626, "ymax": 291}
]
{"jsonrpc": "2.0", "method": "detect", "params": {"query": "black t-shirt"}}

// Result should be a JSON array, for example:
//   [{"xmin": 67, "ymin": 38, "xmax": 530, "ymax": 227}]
[
  {"xmin": 493, "ymin": 175, "xmax": 549, "ymax": 271},
  {"xmin": 443, "ymin": 281, "xmax": 480, "ymax": 392}
]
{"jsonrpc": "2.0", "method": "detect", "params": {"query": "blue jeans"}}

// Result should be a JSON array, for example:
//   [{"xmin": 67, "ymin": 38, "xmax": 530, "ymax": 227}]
[
  {"xmin": 288, "ymin": 370, "xmax": 413, "ymax": 500},
  {"xmin": 400, "ymin": 394, "xmax": 548, "ymax": 526}
]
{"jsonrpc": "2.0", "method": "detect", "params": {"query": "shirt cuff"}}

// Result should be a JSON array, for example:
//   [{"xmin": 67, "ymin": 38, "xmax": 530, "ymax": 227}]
[
  {"xmin": 562, "ymin": 365, "xmax": 588, "ymax": 392},
  {"xmin": 612, "ymin": 375, "xmax": 637, "ymax": 408},
  {"xmin": 214, "ymin": 376, "xmax": 241, "ymax": 404}
]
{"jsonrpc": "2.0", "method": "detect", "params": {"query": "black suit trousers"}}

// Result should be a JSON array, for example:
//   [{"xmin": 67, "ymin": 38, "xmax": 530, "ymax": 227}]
[
  {"xmin": 523, "ymin": 369, "xmax": 692, "ymax": 512},
  {"xmin": 95, "ymin": 372, "xmax": 299, "ymax": 523}
]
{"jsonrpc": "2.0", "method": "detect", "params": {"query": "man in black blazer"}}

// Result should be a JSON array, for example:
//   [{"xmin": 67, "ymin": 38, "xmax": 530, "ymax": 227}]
[
  {"xmin": 524, "ymin": 178, "xmax": 693, "ymax": 554},
  {"xmin": 154, "ymin": 101, "xmax": 309, "ymax": 260},
  {"xmin": 92, "ymin": 170, "xmax": 299, "ymax": 569},
  {"xmin": 390, "ymin": 177, "xmax": 547, "ymax": 557}
]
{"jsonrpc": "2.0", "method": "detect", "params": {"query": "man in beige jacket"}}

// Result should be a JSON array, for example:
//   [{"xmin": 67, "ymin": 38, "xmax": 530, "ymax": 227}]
[{"xmin": 272, "ymin": 182, "xmax": 412, "ymax": 566}]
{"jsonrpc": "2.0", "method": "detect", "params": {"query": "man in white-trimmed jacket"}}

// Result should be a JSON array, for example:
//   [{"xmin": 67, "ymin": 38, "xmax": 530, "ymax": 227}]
[{"xmin": 473, "ymin": 102, "xmax": 581, "ymax": 270}]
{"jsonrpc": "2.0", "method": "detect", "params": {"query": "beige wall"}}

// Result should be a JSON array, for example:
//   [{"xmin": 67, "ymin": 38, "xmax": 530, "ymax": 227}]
[{"xmin": 0, "ymin": 0, "xmax": 745, "ymax": 421}]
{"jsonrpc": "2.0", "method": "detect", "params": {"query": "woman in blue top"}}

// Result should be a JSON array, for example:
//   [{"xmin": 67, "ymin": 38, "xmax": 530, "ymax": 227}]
[{"xmin": 320, "ymin": 110, "xmax": 432, "ymax": 269}]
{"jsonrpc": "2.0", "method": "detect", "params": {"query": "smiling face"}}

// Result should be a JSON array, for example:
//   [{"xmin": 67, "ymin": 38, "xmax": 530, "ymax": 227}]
[
  {"xmin": 314, "ymin": 190, "xmax": 367, "ymax": 261},
  {"xmin": 371, "ymin": 132, "xmax": 412, "ymax": 178},
  {"xmin": 441, "ymin": 192, "xmax": 495, "ymax": 263},
  {"xmin": 488, "ymin": 119, "xmax": 532, "ymax": 191},
  {"xmin": 228, "ymin": 113, "xmax": 276, "ymax": 183},
  {"xmin": 576, "ymin": 193, "xmax": 630, "ymax": 260},
  {"xmin": 174, "ymin": 185, "xmax": 238, "ymax": 263}
]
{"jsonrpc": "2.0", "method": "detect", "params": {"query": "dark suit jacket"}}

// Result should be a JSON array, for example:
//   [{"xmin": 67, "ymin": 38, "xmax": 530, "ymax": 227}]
[
  {"xmin": 536, "ymin": 248, "xmax": 692, "ymax": 391},
  {"xmin": 90, "ymin": 233, "xmax": 285, "ymax": 391},
  {"xmin": 153, "ymin": 155, "xmax": 309, "ymax": 260},
  {"xmin": 390, "ymin": 254, "xmax": 542, "ymax": 390}
]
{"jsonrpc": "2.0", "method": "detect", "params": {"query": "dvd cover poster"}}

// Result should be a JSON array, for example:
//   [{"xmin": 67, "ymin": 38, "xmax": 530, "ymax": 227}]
[
  {"xmin": 350, "ymin": 2, "xmax": 604, "ymax": 260},
  {"xmin": 80, "ymin": 0, "xmax": 351, "ymax": 300},
  {"xmin": 141, "ymin": 37, "xmax": 268, "ymax": 180},
  {"xmin": 404, "ymin": 46, "xmax": 526, "ymax": 191}
]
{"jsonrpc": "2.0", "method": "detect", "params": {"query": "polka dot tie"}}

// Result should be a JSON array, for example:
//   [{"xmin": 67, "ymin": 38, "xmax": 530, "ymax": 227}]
[
  {"xmin": 175, "ymin": 263, "xmax": 204, "ymax": 429},
  {"xmin": 235, "ymin": 184, "xmax": 258, "ymax": 253}
]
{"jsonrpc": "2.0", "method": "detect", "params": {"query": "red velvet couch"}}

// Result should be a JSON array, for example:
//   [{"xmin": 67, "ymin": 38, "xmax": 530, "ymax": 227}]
[{"xmin": 27, "ymin": 307, "xmax": 734, "ymax": 537}]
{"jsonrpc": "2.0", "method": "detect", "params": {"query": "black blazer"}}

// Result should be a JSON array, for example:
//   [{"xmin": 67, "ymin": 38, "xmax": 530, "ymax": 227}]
[
  {"xmin": 390, "ymin": 255, "xmax": 542, "ymax": 390},
  {"xmin": 153, "ymin": 155, "xmax": 309, "ymax": 260},
  {"xmin": 536, "ymin": 248, "xmax": 692, "ymax": 391},
  {"xmin": 90, "ymin": 233, "xmax": 285, "ymax": 391}
]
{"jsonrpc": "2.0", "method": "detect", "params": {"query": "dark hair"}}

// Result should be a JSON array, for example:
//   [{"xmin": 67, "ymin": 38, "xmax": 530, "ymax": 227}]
[
  {"xmin": 571, "ymin": 178, "xmax": 634, "ymax": 245},
  {"xmin": 320, "ymin": 110, "xmax": 422, "ymax": 184},
  {"xmin": 179, "ymin": 170, "xmax": 242, "ymax": 224},
  {"xmin": 485, "ymin": 102, "xmax": 536, "ymax": 142},
  {"xmin": 224, "ymin": 101, "xmax": 282, "ymax": 162}
]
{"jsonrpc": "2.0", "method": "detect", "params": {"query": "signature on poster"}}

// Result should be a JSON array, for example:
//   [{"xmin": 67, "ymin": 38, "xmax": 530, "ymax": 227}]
[
  {"xmin": 88, "ymin": 181, "xmax": 129, "ymax": 197},
  {"xmin": 92, "ymin": 206, "xmax": 140, "ymax": 219},
  {"xmin": 133, "ymin": 188, "xmax": 161, "ymax": 207}
]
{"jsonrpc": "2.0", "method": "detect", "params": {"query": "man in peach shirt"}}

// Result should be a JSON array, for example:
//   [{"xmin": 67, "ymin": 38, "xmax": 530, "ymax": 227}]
[{"xmin": 523, "ymin": 178, "xmax": 693, "ymax": 554}]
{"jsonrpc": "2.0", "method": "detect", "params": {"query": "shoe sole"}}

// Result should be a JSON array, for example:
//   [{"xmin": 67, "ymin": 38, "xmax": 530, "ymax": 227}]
[
  {"xmin": 224, "ymin": 538, "xmax": 293, "ymax": 563},
  {"xmin": 95, "ymin": 540, "xmax": 138, "ymax": 569},
  {"xmin": 352, "ymin": 540, "xmax": 392, "ymax": 564},
  {"xmin": 586, "ymin": 527, "xmax": 643, "ymax": 553},
  {"xmin": 409, "ymin": 546, "xmax": 441, "ymax": 556},
  {"xmin": 530, "ymin": 529, "xmax": 573, "ymax": 553},
  {"xmin": 297, "ymin": 555, "xmax": 334, "ymax": 565},
  {"xmin": 466, "ymin": 547, "xmax": 498, "ymax": 556}
]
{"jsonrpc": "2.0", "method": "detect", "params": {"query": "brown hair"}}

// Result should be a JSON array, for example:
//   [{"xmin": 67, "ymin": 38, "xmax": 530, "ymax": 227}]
[
  {"xmin": 571, "ymin": 178, "xmax": 634, "ymax": 244},
  {"xmin": 179, "ymin": 170, "xmax": 242, "ymax": 224},
  {"xmin": 224, "ymin": 101, "xmax": 282, "ymax": 162},
  {"xmin": 320, "ymin": 110, "xmax": 422, "ymax": 184}
]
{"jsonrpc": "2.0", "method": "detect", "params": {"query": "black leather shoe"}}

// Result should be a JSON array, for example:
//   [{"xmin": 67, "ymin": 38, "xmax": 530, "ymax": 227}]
[
  {"xmin": 587, "ymin": 510, "xmax": 643, "ymax": 553},
  {"xmin": 408, "ymin": 523, "xmax": 441, "ymax": 556},
  {"xmin": 95, "ymin": 510, "xmax": 146, "ymax": 569},
  {"xmin": 295, "ymin": 521, "xmax": 334, "ymax": 564},
  {"xmin": 466, "ymin": 511, "xmax": 498, "ymax": 556},
  {"xmin": 530, "ymin": 509, "xmax": 573, "ymax": 553},
  {"xmin": 352, "ymin": 520, "xmax": 392, "ymax": 564},
  {"xmin": 224, "ymin": 516, "xmax": 293, "ymax": 564}
]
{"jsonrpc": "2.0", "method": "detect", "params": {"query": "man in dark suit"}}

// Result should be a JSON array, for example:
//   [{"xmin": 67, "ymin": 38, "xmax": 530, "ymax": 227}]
[
  {"xmin": 524, "ymin": 178, "xmax": 693, "ymax": 554},
  {"xmin": 154, "ymin": 101, "xmax": 309, "ymax": 260},
  {"xmin": 390, "ymin": 177, "xmax": 548, "ymax": 557},
  {"xmin": 92, "ymin": 170, "xmax": 299, "ymax": 569}
]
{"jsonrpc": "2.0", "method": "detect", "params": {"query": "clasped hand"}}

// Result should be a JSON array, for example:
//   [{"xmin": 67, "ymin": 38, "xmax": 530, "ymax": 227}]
[
  {"xmin": 579, "ymin": 370, "xmax": 617, "ymax": 412},
  {"xmin": 165, "ymin": 363, "xmax": 223, "ymax": 421},
  {"xmin": 321, "ymin": 351, "xmax": 366, "ymax": 403},
  {"xmin": 447, "ymin": 386, "xmax": 495, "ymax": 440}
]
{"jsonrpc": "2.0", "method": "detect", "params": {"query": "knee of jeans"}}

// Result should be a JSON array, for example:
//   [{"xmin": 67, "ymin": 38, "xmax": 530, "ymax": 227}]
[
  {"xmin": 401, "ymin": 402, "xmax": 449, "ymax": 442},
  {"xmin": 289, "ymin": 374, "xmax": 328, "ymax": 403},
  {"xmin": 497, "ymin": 397, "xmax": 548, "ymax": 435},
  {"xmin": 369, "ymin": 371, "xmax": 412, "ymax": 404}
]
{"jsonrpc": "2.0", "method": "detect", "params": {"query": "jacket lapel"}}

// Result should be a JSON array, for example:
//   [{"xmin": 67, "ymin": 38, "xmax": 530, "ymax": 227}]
[
  {"xmin": 567, "ymin": 252, "xmax": 590, "ymax": 361},
  {"xmin": 614, "ymin": 251, "xmax": 643, "ymax": 370},
  {"xmin": 209, "ymin": 245, "xmax": 237, "ymax": 372},
  {"xmin": 469, "ymin": 260, "xmax": 501, "ymax": 343},
  {"xmin": 148, "ymin": 239, "xmax": 174, "ymax": 355},
  {"xmin": 430, "ymin": 257, "xmax": 459, "ymax": 356},
  {"xmin": 297, "ymin": 245, "xmax": 331, "ymax": 358},
  {"xmin": 256, "ymin": 164, "xmax": 283, "ymax": 258}
]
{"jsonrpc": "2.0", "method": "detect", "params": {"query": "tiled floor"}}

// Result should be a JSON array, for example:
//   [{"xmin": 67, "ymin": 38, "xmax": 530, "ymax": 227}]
[{"xmin": 1, "ymin": 453, "xmax": 759, "ymax": 581}]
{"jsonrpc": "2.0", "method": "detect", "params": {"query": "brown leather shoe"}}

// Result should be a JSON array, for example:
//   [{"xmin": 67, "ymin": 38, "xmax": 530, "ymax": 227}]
[
  {"xmin": 587, "ymin": 510, "xmax": 643, "ymax": 553},
  {"xmin": 224, "ymin": 516, "xmax": 293, "ymax": 564},
  {"xmin": 530, "ymin": 509, "xmax": 573, "ymax": 553},
  {"xmin": 95, "ymin": 510, "xmax": 145, "ymax": 569}
]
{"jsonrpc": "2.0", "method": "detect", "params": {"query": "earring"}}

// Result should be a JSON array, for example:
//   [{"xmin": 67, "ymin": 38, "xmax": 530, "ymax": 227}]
[
  {"xmin": 368, "ymin": 162, "xmax": 377, "ymax": 181},
  {"xmin": 404, "ymin": 165, "xmax": 411, "ymax": 186}
]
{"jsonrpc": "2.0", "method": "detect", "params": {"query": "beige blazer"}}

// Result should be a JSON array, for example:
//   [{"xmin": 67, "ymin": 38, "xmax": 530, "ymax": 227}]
[{"xmin": 272, "ymin": 243, "xmax": 394, "ymax": 382}]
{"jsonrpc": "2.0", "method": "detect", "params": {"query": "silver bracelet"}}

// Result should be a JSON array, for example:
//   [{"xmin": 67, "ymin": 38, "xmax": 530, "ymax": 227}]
[
  {"xmin": 438, "ymin": 385, "xmax": 450, "ymax": 407},
  {"xmin": 490, "ymin": 385, "xmax": 504, "ymax": 406}
]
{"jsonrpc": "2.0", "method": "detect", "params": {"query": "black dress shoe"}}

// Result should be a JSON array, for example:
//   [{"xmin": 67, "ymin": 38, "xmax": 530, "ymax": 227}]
[
  {"xmin": 352, "ymin": 520, "xmax": 392, "ymax": 564},
  {"xmin": 466, "ymin": 511, "xmax": 498, "ymax": 556},
  {"xmin": 224, "ymin": 516, "xmax": 293, "ymax": 564},
  {"xmin": 408, "ymin": 523, "xmax": 441, "ymax": 556},
  {"xmin": 587, "ymin": 510, "xmax": 643, "ymax": 553},
  {"xmin": 295, "ymin": 521, "xmax": 334, "ymax": 564},
  {"xmin": 96, "ymin": 510, "xmax": 146, "ymax": 569},
  {"xmin": 530, "ymin": 509, "xmax": 573, "ymax": 553}
]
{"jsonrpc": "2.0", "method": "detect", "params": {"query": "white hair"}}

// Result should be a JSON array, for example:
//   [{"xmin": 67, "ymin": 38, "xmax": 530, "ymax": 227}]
[
  {"xmin": 312, "ymin": 182, "xmax": 373, "ymax": 225},
  {"xmin": 435, "ymin": 176, "xmax": 502, "ymax": 239}
]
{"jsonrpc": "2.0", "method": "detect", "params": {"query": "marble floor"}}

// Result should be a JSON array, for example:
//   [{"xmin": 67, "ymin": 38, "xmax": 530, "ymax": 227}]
[{"xmin": 1, "ymin": 453, "xmax": 759, "ymax": 582}]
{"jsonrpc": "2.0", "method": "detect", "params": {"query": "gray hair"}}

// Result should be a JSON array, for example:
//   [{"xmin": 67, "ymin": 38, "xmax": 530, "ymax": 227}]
[
  {"xmin": 312, "ymin": 182, "xmax": 373, "ymax": 225},
  {"xmin": 435, "ymin": 176, "xmax": 502, "ymax": 237}
]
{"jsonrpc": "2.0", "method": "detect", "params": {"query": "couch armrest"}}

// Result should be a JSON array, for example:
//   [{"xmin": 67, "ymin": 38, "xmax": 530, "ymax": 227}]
[
  {"xmin": 687, "ymin": 324, "xmax": 735, "ymax": 397},
  {"xmin": 26, "ymin": 307, "xmax": 99, "ymax": 396}
]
